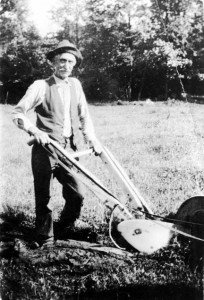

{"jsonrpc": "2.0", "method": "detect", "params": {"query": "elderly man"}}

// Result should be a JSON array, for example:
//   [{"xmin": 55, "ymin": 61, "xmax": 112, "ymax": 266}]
[{"xmin": 13, "ymin": 40, "xmax": 102, "ymax": 246}]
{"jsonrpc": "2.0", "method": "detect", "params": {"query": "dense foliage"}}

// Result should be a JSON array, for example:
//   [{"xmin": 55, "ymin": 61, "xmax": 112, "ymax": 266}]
[{"xmin": 0, "ymin": 0, "xmax": 204, "ymax": 103}]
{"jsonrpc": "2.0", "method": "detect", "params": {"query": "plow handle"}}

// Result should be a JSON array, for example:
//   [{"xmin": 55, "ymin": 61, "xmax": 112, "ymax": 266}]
[
  {"xmin": 100, "ymin": 147, "xmax": 153, "ymax": 214},
  {"xmin": 27, "ymin": 137, "xmax": 93, "ymax": 158}
]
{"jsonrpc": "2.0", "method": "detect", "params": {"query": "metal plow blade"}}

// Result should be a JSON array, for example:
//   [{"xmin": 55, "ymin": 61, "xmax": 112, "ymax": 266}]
[{"xmin": 117, "ymin": 219, "xmax": 174, "ymax": 255}]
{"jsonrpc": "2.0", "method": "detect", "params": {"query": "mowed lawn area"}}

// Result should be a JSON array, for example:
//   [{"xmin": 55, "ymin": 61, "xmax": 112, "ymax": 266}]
[{"xmin": 0, "ymin": 101, "xmax": 204, "ymax": 299}]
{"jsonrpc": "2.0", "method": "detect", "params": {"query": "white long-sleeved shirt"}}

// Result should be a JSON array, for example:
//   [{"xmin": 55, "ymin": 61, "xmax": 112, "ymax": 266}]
[{"xmin": 12, "ymin": 75, "xmax": 97, "ymax": 144}]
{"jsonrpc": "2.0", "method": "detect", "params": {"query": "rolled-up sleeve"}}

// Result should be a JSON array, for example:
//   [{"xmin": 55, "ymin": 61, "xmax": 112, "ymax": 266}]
[{"xmin": 12, "ymin": 80, "xmax": 45, "ymax": 132}]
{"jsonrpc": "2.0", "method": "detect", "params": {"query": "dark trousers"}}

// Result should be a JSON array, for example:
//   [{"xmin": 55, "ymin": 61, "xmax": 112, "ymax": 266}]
[{"xmin": 31, "ymin": 143, "xmax": 84, "ymax": 239}]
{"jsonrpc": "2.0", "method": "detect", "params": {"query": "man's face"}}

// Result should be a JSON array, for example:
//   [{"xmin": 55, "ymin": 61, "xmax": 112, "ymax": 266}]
[{"xmin": 53, "ymin": 53, "xmax": 76, "ymax": 79}]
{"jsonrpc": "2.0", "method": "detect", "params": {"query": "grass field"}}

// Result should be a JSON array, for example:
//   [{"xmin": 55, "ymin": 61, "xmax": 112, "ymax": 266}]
[{"xmin": 0, "ymin": 101, "xmax": 204, "ymax": 299}]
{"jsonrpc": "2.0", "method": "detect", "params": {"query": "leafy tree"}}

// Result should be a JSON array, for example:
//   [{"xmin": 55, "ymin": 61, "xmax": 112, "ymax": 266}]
[
  {"xmin": 1, "ymin": 35, "xmax": 55, "ymax": 103},
  {"xmin": 0, "ymin": 0, "xmax": 29, "ymax": 45},
  {"xmin": 78, "ymin": 0, "xmax": 122, "ymax": 100},
  {"xmin": 147, "ymin": 0, "xmax": 204, "ymax": 98},
  {"xmin": 0, "ymin": 0, "xmax": 55, "ymax": 103},
  {"xmin": 0, "ymin": 0, "xmax": 204, "ymax": 103},
  {"xmin": 50, "ymin": 0, "xmax": 87, "ymax": 46}
]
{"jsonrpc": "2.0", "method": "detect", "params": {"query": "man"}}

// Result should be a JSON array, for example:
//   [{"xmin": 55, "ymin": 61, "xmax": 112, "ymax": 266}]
[{"xmin": 13, "ymin": 40, "xmax": 102, "ymax": 247}]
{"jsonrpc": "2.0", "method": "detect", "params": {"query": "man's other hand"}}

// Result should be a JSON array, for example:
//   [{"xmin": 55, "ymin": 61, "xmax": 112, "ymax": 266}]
[
  {"xmin": 90, "ymin": 140, "xmax": 103, "ymax": 156},
  {"xmin": 28, "ymin": 126, "xmax": 51, "ymax": 145}
]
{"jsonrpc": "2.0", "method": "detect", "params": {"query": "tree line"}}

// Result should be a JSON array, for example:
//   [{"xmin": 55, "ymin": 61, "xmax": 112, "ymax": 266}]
[{"xmin": 0, "ymin": 0, "xmax": 204, "ymax": 104}]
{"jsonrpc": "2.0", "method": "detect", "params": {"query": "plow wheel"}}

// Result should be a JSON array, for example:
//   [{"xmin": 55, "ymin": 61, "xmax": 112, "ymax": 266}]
[
  {"xmin": 176, "ymin": 196, "xmax": 204, "ymax": 237},
  {"xmin": 176, "ymin": 196, "xmax": 204, "ymax": 274}
]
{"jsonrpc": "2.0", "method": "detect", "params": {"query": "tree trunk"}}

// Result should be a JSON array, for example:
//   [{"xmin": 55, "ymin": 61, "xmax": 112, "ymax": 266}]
[
  {"xmin": 5, "ymin": 91, "xmax": 9, "ymax": 104},
  {"xmin": 138, "ymin": 66, "xmax": 147, "ymax": 101},
  {"xmin": 164, "ymin": 79, "xmax": 168, "ymax": 101}
]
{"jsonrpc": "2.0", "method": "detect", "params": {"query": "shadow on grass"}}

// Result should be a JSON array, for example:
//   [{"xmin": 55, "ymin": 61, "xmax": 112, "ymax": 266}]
[
  {"xmin": 0, "ymin": 204, "xmax": 36, "ymax": 256},
  {"xmin": 164, "ymin": 211, "xmax": 204, "ymax": 273},
  {"xmin": 80, "ymin": 285, "xmax": 203, "ymax": 300}
]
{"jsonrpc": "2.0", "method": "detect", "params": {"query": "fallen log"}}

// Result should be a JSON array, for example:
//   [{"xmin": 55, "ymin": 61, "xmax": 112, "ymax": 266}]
[
  {"xmin": 55, "ymin": 239, "xmax": 134, "ymax": 258},
  {"xmin": 13, "ymin": 239, "xmax": 135, "ymax": 267}
]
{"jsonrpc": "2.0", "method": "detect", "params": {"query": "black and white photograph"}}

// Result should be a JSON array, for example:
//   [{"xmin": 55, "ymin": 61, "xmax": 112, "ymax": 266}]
[{"xmin": 0, "ymin": 0, "xmax": 204, "ymax": 299}]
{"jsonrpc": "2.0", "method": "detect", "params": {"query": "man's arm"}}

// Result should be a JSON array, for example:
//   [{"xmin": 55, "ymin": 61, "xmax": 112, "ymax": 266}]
[
  {"xmin": 75, "ymin": 79, "xmax": 102, "ymax": 154},
  {"xmin": 12, "ymin": 80, "xmax": 51, "ymax": 145}
]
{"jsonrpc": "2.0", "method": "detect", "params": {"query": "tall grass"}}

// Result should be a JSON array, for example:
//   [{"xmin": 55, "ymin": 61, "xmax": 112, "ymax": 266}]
[
  {"xmin": 1, "ymin": 101, "xmax": 204, "ymax": 223},
  {"xmin": 1, "ymin": 101, "xmax": 204, "ymax": 299}
]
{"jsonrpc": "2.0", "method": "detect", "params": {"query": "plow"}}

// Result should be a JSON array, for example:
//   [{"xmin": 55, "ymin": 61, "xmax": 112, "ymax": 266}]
[{"xmin": 29, "ymin": 138, "xmax": 204, "ymax": 256}]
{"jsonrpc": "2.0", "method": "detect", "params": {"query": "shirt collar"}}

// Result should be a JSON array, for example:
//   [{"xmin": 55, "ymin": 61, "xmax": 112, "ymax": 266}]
[{"xmin": 53, "ymin": 74, "xmax": 71, "ymax": 86}]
